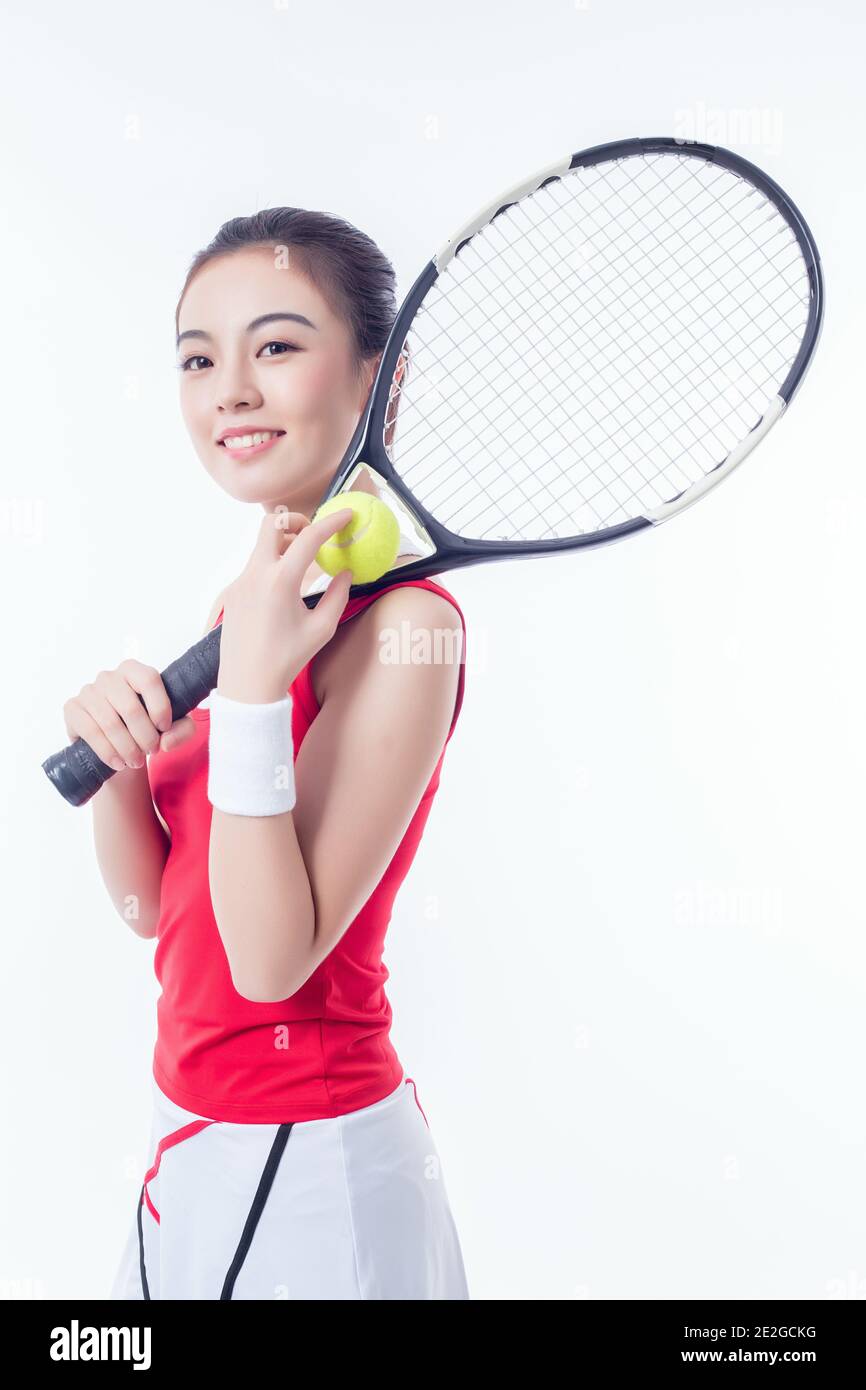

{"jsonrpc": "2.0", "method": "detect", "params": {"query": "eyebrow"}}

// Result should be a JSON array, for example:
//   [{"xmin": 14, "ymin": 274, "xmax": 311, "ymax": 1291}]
[{"xmin": 176, "ymin": 311, "xmax": 318, "ymax": 350}]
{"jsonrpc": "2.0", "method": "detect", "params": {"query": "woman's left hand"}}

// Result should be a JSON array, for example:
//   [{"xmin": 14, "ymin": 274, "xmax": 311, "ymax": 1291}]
[{"xmin": 216, "ymin": 507, "xmax": 355, "ymax": 704}]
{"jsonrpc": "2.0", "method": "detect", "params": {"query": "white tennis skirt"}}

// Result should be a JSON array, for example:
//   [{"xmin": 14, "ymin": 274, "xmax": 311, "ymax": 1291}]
[{"xmin": 108, "ymin": 1072, "xmax": 469, "ymax": 1300}]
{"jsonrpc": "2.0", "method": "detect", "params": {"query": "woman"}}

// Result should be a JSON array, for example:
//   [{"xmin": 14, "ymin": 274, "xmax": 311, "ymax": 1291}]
[{"xmin": 65, "ymin": 209, "xmax": 470, "ymax": 1299}]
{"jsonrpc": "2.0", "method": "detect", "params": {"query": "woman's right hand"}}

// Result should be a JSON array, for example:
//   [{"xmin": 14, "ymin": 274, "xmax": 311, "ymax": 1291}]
[{"xmin": 62, "ymin": 659, "xmax": 197, "ymax": 772}]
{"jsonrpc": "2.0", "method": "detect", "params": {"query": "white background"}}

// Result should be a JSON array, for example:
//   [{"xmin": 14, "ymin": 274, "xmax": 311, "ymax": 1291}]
[{"xmin": 1, "ymin": 0, "xmax": 863, "ymax": 1301}]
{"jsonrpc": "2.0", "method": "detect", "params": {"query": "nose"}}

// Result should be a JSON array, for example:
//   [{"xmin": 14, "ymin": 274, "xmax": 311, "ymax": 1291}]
[
  {"xmin": 213, "ymin": 366, "xmax": 265, "ymax": 415},
  {"xmin": 217, "ymin": 393, "xmax": 261, "ymax": 412}
]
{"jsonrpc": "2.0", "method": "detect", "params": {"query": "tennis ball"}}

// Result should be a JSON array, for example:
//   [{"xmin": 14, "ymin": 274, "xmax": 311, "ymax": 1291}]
[{"xmin": 313, "ymin": 492, "xmax": 401, "ymax": 584}]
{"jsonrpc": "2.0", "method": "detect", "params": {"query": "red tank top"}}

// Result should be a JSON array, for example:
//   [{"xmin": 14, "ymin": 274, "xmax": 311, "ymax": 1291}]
[{"xmin": 146, "ymin": 576, "xmax": 467, "ymax": 1123}]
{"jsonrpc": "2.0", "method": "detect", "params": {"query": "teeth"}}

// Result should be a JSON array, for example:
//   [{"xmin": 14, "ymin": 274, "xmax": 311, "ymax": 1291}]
[{"xmin": 223, "ymin": 431, "xmax": 281, "ymax": 448}]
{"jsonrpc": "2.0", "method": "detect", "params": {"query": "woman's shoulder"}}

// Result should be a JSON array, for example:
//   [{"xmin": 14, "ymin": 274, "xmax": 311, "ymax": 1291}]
[
  {"xmin": 360, "ymin": 578, "xmax": 464, "ymax": 627},
  {"xmin": 312, "ymin": 579, "xmax": 465, "ymax": 712}
]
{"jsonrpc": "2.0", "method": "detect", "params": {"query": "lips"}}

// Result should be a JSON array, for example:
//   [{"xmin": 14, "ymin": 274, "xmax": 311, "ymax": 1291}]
[
  {"xmin": 217, "ymin": 430, "xmax": 287, "ymax": 461},
  {"xmin": 217, "ymin": 429, "xmax": 285, "ymax": 446}
]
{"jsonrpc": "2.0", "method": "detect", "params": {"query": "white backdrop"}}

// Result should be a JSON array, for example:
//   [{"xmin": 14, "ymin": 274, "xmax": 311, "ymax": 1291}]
[{"xmin": 1, "ymin": 0, "xmax": 863, "ymax": 1301}]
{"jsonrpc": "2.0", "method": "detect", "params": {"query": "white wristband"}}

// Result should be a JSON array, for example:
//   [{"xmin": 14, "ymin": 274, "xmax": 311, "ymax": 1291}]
[{"xmin": 207, "ymin": 691, "xmax": 296, "ymax": 816}]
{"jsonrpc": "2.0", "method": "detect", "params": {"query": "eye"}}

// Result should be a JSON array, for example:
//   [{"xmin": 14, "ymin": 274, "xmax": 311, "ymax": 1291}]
[
  {"xmin": 259, "ymin": 341, "xmax": 301, "ymax": 358},
  {"xmin": 177, "ymin": 355, "xmax": 211, "ymax": 373}
]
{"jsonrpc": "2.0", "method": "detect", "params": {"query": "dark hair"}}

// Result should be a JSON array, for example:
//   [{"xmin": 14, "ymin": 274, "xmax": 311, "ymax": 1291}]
[{"xmin": 175, "ymin": 207, "xmax": 401, "ymax": 383}]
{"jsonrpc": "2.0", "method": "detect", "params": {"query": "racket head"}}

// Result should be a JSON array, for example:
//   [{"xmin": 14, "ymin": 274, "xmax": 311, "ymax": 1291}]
[{"xmin": 312, "ymin": 135, "xmax": 823, "ymax": 601}]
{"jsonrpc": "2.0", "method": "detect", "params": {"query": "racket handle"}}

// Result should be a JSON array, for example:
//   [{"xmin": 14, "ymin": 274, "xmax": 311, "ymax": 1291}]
[{"xmin": 42, "ymin": 626, "xmax": 223, "ymax": 808}]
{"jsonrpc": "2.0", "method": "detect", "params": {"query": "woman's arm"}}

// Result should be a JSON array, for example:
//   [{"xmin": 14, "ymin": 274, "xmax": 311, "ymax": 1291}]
[
  {"xmin": 208, "ymin": 586, "xmax": 463, "ymax": 1002},
  {"xmin": 92, "ymin": 765, "xmax": 170, "ymax": 939},
  {"xmin": 91, "ymin": 591, "xmax": 227, "ymax": 939}
]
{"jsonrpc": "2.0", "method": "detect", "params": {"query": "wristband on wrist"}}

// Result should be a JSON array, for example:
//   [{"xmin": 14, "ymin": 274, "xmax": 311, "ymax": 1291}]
[{"xmin": 207, "ymin": 690, "xmax": 296, "ymax": 816}]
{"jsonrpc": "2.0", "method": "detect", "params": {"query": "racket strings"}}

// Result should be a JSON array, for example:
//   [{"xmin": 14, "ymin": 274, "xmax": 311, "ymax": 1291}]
[
  {"xmin": 395, "ymin": 232, "xmax": 777, "ymax": 539},
  {"xmin": 597, "ymin": 160, "xmax": 800, "ymax": 327},
  {"xmin": 508, "ymin": 162, "xmax": 807, "ymax": 507},
  {"xmin": 422, "ymin": 177, "xmax": 791, "ymax": 527},
  {"xmin": 586, "ymin": 161, "xmax": 808, "ymax": 393},
  {"xmin": 391, "ymin": 164, "xmax": 784, "ymax": 484},
  {"xmin": 387, "ymin": 249, "xmax": 603, "ymax": 535},
  {"xmin": 393, "ymin": 250, "xmax": 671, "ymax": 536},
  {"xmin": 384, "ymin": 150, "xmax": 812, "ymax": 543},
  {"xmin": 394, "ymin": 222, "xmax": 797, "ymax": 540},
  {"xmin": 403, "ymin": 159, "xmax": 800, "ymax": 517},
  {"xmin": 397, "ymin": 290, "xmax": 587, "ymax": 538}
]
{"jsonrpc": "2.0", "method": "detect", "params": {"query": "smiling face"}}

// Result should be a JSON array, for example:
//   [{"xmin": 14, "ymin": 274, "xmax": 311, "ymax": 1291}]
[{"xmin": 175, "ymin": 245, "xmax": 379, "ymax": 518}]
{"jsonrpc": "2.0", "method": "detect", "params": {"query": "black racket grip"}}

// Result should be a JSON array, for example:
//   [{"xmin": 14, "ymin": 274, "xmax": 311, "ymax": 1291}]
[{"xmin": 42, "ymin": 626, "xmax": 223, "ymax": 808}]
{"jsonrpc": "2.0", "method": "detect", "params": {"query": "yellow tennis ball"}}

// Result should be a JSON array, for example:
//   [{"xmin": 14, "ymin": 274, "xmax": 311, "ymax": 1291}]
[{"xmin": 313, "ymin": 492, "xmax": 401, "ymax": 584}]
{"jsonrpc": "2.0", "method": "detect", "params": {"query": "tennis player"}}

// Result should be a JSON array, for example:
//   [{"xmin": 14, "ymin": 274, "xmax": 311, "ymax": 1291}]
[{"xmin": 63, "ymin": 209, "xmax": 470, "ymax": 1299}]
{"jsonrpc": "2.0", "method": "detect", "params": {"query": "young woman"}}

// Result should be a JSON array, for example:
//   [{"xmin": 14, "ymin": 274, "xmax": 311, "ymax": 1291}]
[{"xmin": 64, "ymin": 209, "xmax": 470, "ymax": 1299}]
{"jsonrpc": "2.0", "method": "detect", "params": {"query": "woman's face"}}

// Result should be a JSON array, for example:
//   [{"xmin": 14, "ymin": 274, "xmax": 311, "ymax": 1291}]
[{"xmin": 176, "ymin": 245, "xmax": 378, "ymax": 517}]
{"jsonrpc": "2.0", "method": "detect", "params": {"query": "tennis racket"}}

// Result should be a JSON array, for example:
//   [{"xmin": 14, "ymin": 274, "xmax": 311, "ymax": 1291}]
[{"xmin": 43, "ymin": 135, "xmax": 823, "ymax": 806}]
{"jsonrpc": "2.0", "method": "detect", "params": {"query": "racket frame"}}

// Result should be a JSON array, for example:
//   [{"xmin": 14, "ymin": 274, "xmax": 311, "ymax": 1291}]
[{"xmin": 311, "ymin": 135, "xmax": 823, "ymax": 599}]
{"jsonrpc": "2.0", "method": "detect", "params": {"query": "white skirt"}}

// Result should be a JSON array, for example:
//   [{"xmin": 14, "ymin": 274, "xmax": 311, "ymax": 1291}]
[{"xmin": 108, "ymin": 1073, "xmax": 469, "ymax": 1301}]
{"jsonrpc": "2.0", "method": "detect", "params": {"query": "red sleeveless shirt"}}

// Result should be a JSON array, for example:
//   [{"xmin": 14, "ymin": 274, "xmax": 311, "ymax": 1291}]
[{"xmin": 146, "ymin": 577, "xmax": 467, "ymax": 1123}]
